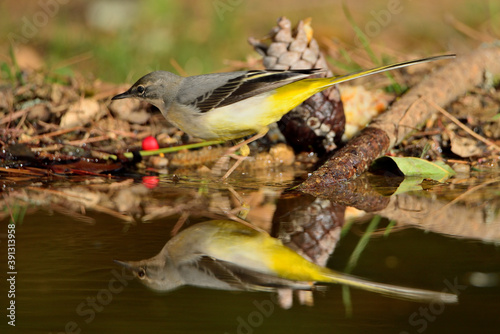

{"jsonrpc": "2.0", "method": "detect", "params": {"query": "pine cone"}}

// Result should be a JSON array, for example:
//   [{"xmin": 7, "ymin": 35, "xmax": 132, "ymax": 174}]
[
  {"xmin": 272, "ymin": 194, "xmax": 344, "ymax": 267},
  {"xmin": 271, "ymin": 194, "xmax": 345, "ymax": 307},
  {"xmin": 249, "ymin": 17, "xmax": 345, "ymax": 154}
]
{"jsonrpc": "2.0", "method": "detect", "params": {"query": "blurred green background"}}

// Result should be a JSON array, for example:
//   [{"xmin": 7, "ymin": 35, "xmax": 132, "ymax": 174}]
[{"xmin": 1, "ymin": 0, "xmax": 498, "ymax": 83}]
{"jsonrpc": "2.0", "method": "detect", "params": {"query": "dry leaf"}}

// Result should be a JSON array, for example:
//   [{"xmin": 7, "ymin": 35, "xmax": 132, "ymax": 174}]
[
  {"xmin": 60, "ymin": 98, "xmax": 103, "ymax": 128},
  {"xmin": 109, "ymin": 99, "xmax": 151, "ymax": 124},
  {"xmin": 450, "ymin": 133, "xmax": 484, "ymax": 157}
]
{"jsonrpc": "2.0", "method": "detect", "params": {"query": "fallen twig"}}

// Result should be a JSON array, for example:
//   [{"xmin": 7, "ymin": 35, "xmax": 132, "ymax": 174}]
[
  {"xmin": 299, "ymin": 45, "xmax": 500, "ymax": 192},
  {"xmin": 66, "ymin": 135, "xmax": 111, "ymax": 146},
  {"xmin": 0, "ymin": 109, "xmax": 29, "ymax": 125},
  {"xmin": 20, "ymin": 126, "xmax": 84, "ymax": 143},
  {"xmin": 433, "ymin": 177, "xmax": 500, "ymax": 217},
  {"xmin": 426, "ymin": 98, "xmax": 500, "ymax": 152}
]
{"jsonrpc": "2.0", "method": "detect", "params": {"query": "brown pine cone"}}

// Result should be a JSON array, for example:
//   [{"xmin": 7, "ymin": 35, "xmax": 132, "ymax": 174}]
[
  {"xmin": 271, "ymin": 193, "xmax": 345, "ymax": 307},
  {"xmin": 249, "ymin": 17, "xmax": 345, "ymax": 155},
  {"xmin": 272, "ymin": 194, "xmax": 344, "ymax": 268}
]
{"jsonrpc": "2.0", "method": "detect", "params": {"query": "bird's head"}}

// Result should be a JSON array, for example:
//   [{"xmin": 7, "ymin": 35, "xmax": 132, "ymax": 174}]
[
  {"xmin": 114, "ymin": 251, "xmax": 183, "ymax": 292},
  {"xmin": 112, "ymin": 71, "xmax": 182, "ymax": 109}
]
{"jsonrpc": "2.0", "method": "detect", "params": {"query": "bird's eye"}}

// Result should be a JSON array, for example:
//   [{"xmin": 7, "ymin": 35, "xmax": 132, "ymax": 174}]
[
  {"xmin": 137, "ymin": 268, "xmax": 146, "ymax": 279},
  {"xmin": 137, "ymin": 85, "xmax": 145, "ymax": 95}
]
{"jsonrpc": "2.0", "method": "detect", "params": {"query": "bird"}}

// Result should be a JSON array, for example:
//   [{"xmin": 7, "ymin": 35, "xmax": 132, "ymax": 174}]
[
  {"xmin": 112, "ymin": 54, "xmax": 455, "ymax": 178},
  {"xmin": 115, "ymin": 219, "xmax": 458, "ymax": 304}
]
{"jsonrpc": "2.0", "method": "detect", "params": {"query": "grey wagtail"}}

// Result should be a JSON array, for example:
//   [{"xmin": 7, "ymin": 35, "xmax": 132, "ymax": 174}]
[
  {"xmin": 115, "ymin": 220, "xmax": 458, "ymax": 303},
  {"xmin": 112, "ymin": 54, "xmax": 454, "ymax": 176}
]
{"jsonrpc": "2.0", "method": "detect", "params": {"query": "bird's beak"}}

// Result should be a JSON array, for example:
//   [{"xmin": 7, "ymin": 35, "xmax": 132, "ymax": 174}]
[
  {"xmin": 111, "ymin": 90, "xmax": 133, "ymax": 100},
  {"xmin": 114, "ymin": 259, "xmax": 139, "ymax": 271}
]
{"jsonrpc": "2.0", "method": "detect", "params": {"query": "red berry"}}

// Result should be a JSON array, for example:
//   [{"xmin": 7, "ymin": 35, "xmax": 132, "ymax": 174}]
[
  {"xmin": 142, "ymin": 136, "xmax": 159, "ymax": 150},
  {"xmin": 142, "ymin": 176, "xmax": 159, "ymax": 189}
]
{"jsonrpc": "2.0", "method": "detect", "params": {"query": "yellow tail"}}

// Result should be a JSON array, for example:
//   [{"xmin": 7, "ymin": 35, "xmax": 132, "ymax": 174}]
[
  {"xmin": 268, "ymin": 54, "xmax": 455, "ymax": 116},
  {"xmin": 320, "ymin": 269, "xmax": 458, "ymax": 303},
  {"xmin": 317, "ymin": 54, "xmax": 456, "ymax": 89}
]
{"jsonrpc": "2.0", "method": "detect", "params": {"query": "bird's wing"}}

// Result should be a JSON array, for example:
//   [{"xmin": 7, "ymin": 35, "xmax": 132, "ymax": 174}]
[
  {"xmin": 178, "ymin": 69, "xmax": 322, "ymax": 113},
  {"xmin": 184, "ymin": 255, "xmax": 313, "ymax": 292},
  {"xmin": 188, "ymin": 255, "xmax": 250, "ymax": 290}
]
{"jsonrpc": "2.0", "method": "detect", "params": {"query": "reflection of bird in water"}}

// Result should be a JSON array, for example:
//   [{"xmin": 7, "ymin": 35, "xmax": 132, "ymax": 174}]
[{"xmin": 115, "ymin": 220, "xmax": 457, "ymax": 304}]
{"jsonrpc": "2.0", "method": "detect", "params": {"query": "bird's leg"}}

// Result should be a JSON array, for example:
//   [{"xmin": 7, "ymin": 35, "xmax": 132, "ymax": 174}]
[
  {"xmin": 212, "ymin": 146, "xmax": 248, "ymax": 180},
  {"xmin": 220, "ymin": 152, "xmax": 247, "ymax": 181},
  {"xmin": 212, "ymin": 128, "xmax": 269, "ymax": 181},
  {"xmin": 226, "ymin": 185, "xmax": 250, "ymax": 220},
  {"xmin": 170, "ymin": 212, "xmax": 190, "ymax": 236},
  {"xmin": 226, "ymin": 129, "xmax": 268, "ymax": 155}
]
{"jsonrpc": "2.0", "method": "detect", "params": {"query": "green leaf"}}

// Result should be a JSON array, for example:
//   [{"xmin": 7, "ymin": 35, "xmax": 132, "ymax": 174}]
[
  {"xmin": 341, "ymin": 2, "xmax": 403, "ymax": 94},
  {"xmin": 1, "ymin": 62, "xmax": 13, "ymax": 81},
  {"xmin": 341, "ymin": 2, "xmax": 378, "ymax": 64},
  {"xmin": 391, "ymin": 176, "xmax": 426, "ymax": 194},
  {"xmin": 384, "ymin": 220, "xmax": 397, "ymax": 237},
  {"xmin": 372, "ymin": 156, "xmax": 455, "ymax": 182},
  {"xmin": 342, "ymin": 215, "xmax": 380, "ymax": 317},
  {"xmin": 105, "ymin": 140, "xmax": 225, "ymax": 160}
]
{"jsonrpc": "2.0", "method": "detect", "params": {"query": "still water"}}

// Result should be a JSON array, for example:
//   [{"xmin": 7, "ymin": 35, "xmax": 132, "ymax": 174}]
[{"xmin": 1, "ymin": 170, "xmax": 499, "ymax": 334}]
